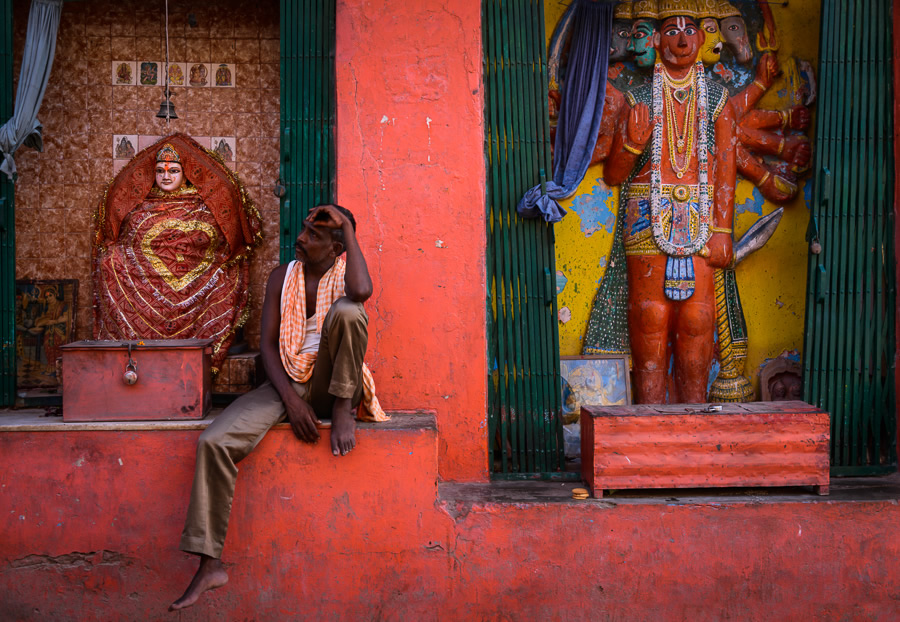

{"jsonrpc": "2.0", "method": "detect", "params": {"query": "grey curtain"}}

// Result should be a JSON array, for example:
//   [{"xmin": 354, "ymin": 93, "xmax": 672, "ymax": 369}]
[
  {"xmin": 517, "ymin": 0, "xmax": 614, "ymax": 222},
  {"xmin": 0, "ymin": 0, "xmax": 64, "ymax": 180}
]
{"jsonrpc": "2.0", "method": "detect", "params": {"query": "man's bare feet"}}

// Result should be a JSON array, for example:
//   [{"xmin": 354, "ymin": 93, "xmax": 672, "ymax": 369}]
[
  {"xmin": 169, "ymin": 555, "xmax": 229, "ymax": 611},
  {"xmin": 331, "ymin": 397, "xmax": 357, "ymax": 456}
]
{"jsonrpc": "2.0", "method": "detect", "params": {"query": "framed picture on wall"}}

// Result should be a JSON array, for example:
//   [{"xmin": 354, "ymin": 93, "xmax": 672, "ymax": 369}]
[
  {"xmin": 15, "ymin": 279, "xmax": 78, "ymax": 388},
  {"xmin": 560, "ymin": 355, "xmax": 631, "ymax": 424}
]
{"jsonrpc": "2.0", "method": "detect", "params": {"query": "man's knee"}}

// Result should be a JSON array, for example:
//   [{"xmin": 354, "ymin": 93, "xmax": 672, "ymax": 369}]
[
  {"xmin": 197, "ymin": 425, "xmax": 226, "ymax": 457},
  {"xmin": 327, "ymin": 297, "xmax": 367, "ymax": 328}
]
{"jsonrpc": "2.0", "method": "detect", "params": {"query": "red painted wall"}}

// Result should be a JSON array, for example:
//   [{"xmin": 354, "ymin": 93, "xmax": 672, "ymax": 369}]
[
  {"xmin": 334, "ymin": 0, "xmax": 488, "ymax": 482},
  {"xmin": 3, "ymin": 427, "xmax": 900, "ymax": 620}
]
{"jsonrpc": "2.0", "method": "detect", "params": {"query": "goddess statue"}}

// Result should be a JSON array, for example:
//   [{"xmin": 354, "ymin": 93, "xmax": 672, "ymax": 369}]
[{"xmin": 92, "ymin": 134, "xmax": 262, "ymax": 373}]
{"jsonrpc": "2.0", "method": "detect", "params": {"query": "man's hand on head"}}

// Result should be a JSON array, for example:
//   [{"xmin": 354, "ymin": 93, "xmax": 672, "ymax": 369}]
[{"xmin": 307, "ymin": 205, "xmax": 350, "ymax": 231}]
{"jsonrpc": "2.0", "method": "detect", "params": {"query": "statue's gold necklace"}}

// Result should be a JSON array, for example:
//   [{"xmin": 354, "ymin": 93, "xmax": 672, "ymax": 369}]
[{"xmin": 662, "ymin": 66, "xmax": 697, "ymax": 179}]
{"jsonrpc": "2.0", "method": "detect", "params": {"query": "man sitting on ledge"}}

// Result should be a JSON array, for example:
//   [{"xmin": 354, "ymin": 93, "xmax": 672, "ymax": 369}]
[{"xmin": 170, "ymin": 204, "xmax": 386, "ymax": 611}]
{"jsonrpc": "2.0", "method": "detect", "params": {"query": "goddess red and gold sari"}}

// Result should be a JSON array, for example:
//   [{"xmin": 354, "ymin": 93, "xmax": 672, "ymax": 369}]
[{"xmin": 92, "ymin": 134, "xmax": 262, "ymax": 372}]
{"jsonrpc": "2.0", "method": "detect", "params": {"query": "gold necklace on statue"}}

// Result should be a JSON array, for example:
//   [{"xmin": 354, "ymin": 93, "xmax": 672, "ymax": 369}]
[{"xmin": 663, "ymin": 79, "xmax": 697, "ymax": 179}]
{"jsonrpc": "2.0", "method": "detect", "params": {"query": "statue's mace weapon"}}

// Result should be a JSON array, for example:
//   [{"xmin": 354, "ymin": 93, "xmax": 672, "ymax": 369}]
[
  {"xmin": 756, "ymin": 0, "xmax": 779, "ymax": 52},
  {"xmin": 710, "ymin": 208, "xmax": 784, "ymax": 402}
]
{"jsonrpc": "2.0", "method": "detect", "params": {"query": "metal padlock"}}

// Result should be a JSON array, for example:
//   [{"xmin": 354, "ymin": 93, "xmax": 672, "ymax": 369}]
[
  {"xmin": 123, "ymin": 342, "xmax": 138, "ymax": 385},
  {"xmin": 123, "ymin": 360, "xmax": 138, "ymax": 385}
]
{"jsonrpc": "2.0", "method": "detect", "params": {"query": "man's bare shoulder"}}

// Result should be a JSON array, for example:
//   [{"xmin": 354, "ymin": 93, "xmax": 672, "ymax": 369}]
[{"xmin": 266, "ymin": 262, "xmax": 292, "ymax": 286}]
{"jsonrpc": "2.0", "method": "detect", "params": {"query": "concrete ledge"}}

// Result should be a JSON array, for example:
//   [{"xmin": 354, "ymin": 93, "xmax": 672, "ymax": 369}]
[
  {"xmin": 0, "ymin": 409, "xmax": 436, "ymax": 432},
  {"xmin": 440, "ymin": 472, "xmax": 900, "ymax": 507}
]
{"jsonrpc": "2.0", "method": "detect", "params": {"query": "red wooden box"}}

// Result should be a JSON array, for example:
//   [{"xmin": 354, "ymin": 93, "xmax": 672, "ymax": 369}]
[
  {"xmin": 580, "ymin": 401, "xmax": 830, "ymax": 498},
  {"xmin": 61, "ymin": 339, "xmax": 212, "ymax": 422}
]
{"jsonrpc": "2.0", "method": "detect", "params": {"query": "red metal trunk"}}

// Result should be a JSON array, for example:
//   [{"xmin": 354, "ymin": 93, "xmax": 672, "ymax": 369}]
[
  {"xmin": 60, "ymin": 339, "xmax": 212, "ymax": 422},
  {"xmin": 581, "ymin": 401, "xmax": 830, "ymax": 497}
]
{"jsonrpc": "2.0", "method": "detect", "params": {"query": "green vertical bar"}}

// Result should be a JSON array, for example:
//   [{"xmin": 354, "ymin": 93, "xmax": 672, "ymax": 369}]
[
  {"xmin": 855, "ymin": 0, "xmax": 876, "ymax": 466},
  {"xmin": 843, "ymin": 0, "xmax": 863, "ymax": 466},
  {"xmin": 494, "ymin": 0, "xmax": 519, "ymax": 472},
  {"xmin": 484, "ymin": 0, "xmax": 561, "ymax": 476},
  {"xmin": 486, "ymin": 0, "xmax": 507, "ymax": 472},
  {"xmin": 522, "ymin": 0, "xmax": 546, "ymax": 472},
  {"xmin": 804, "ymin": 0, "xmax": 834, "ymax": 441},
  {"xmin": 0, "ymin": 0, "xmax": 14, "ymax": 406},
  {"xmin": 280, "ymin": 0, "xmax": 335, "ymax": 263}
]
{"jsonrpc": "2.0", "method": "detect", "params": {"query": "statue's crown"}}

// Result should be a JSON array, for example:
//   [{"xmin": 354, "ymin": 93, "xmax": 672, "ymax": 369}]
[
  {"xmin": 614, "ymin": 2, "xmax": 633, "ymax": 20},
  {"xmin": 156, "ymin": 143, "xmax": 181, "ymax": 163},
  {"xmin": 698, "ymin": 0, "xmax": 720, "ymax": 18},
  {"xmin": 658, "ymin": 0, "xmax": 700, "ymax": 19},
  {"xmin": 716, "ymin": 1, "xmax": 741, "ymax": 18},
  {"xmin": 633, "ymin": 0, "xmax": 659, "ymax": 19}
]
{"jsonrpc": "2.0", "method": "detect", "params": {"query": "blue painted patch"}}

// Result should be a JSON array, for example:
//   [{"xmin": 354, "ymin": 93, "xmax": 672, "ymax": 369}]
[
  {"xmin": 598, "ymin": 256, "xmax": 607, "ymax": 268},
  {"xmin": 568, "ymin": 180, "xmax": 616, "ymax": 237},
  {"xmin": 556, "ymin": 270, "xmax": 568, "ymax": 295},
  {"xmin": 735, "ymin": 186, "xmax": 764, "ymax": 217},
  {"xmin": 803, "ymin": 180, "xmax": 812, "ymax": 210}
]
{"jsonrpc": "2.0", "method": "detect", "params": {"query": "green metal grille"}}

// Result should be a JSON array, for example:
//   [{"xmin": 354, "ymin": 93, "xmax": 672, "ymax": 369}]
[
  {"xmin": 804, "ymin": 0, "xmax": 897, "ymax": 475},
  {"xmin": 0, "ymin": 0, "xmax": 14, "ymax": 406},
  {"xmin": 484, "ymin": 0, "xmax": 564, "ymax": 477},
  {"xmin": 279, "ymin": 0, "xmax": 336, "ymax": 263}
]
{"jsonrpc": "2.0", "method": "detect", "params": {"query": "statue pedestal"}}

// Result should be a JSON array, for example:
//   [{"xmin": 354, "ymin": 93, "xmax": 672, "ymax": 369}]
[
  {"xmin": 580, "ymin": 401, "xmax": 830, "ymax": 498},
  {"xmin": 61, "ymin": 339, "xmax": 212, "ymax": 422}
]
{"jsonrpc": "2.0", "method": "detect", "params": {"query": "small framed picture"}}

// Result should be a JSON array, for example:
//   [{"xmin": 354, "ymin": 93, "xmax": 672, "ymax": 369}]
[
  {"xmin": 16, "ymin": 280, "xmax": 79, "ymax": 388},
  {"xmin": 560, "ymin": 355, "xmax": 631, "ymax": 423}
]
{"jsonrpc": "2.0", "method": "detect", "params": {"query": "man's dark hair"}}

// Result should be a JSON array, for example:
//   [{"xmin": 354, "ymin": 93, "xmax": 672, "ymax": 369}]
[{"xmin": 312, "ymin": 203, "xmax": 356, "ymax": 248}]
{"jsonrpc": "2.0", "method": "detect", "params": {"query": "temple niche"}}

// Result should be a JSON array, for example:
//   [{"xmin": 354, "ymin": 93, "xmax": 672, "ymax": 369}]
[
  {"xmin": 11, "ymin": 0, "xmax": 281, "ymax": 389},
  {"xmin": 547, "ymin": 0, "xmax": 819, "ymax": 403}
]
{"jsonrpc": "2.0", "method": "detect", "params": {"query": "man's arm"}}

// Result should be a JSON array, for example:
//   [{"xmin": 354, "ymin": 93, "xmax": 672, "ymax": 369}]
[
  {"xmin": 260, "ymin": 264, "xmax": 320, "ymax": 443},
  {"xmin": 310, "ymin": 205, "xmax": 373, "ymax": 302}
]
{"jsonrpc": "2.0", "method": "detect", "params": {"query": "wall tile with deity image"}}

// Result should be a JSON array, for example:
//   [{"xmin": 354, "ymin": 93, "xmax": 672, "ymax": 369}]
[
  {"xmin": 167, "ymin": 62, "xmax": 188, "ymax": 87},
  {"xmin": 113, "ymin": 134, "xmax": 138, "ymax": 175},
  {"xmin": 113, "ymin": 134, "xmax": 138, "ymax": 160},
  {"xmin": 188, "ymin": 62, "xmax": 212, "ymax": 87},
  {"xmin": 138, "ymin": 61, "xmax": 161, "ymax": 86},
  {"xmin": 210, "ymin": 136, "xmax": 236, "ymax": 163},
  {"xmin": 111, "ymin": 61, "xmax": 137, "ymax": 86},
  {"xmin": 213, "ymin": 63, "xmax": 236, "ymax": 88}
]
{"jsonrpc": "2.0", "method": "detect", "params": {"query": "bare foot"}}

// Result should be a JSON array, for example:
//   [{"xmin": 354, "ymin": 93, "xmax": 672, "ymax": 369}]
[
  {"xmin": 169, "ymin": 555, "xmax": 228, "ymax": 611},
  {"xmin": 331, "ymin": 397, "xmax": 357, "ymax": 456}
]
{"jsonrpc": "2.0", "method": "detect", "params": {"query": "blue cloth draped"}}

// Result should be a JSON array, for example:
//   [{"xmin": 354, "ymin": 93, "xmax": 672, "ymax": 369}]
[
  {"xmin": 0, "ymin": 0, "xmax": 63, "ymax": 180},
  {"xmin": 517, "ymin": 0, "xmax": 613, "ymax": 223}
]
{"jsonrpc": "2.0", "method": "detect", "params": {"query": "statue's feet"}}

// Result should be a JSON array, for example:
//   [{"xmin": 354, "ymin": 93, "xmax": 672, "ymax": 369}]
[
  {"xmin": 331, "ymin": 398, "xmax": 357, "ymax": 456},
  {"xmin": 169, "ymin": 556, "xmax": 228, "ymax": 611}
]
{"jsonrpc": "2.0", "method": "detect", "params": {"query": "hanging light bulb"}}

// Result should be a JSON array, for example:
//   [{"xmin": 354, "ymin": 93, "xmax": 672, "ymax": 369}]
[{"xmin": 156, "ymin": 0, "xmax": 176, "ymax": 123}]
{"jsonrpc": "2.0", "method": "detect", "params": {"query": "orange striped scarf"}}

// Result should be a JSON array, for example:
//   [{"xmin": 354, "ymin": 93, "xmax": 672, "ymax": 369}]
[{"xmin": 279, "ymin": 258, "xmax": 387, "ymax": 422}]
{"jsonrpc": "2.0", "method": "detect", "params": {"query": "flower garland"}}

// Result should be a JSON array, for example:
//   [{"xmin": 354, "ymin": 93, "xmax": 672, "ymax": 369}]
[{"xmin": 649, "ymin": 60, "xmax": 711, "ymax": 258}]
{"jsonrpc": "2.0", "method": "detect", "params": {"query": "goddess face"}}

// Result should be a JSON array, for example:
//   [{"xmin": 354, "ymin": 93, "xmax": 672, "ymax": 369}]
[
  {"xmin": 699, "ymin": 17, "xmax": 723, "ymax": 65},
  {"xmin": 720, "ymin": 15, "xmax": 752, "ymax": 64},
  {"xmin": 155, "ymin": 162, "xmax": 185, "ymax": 192},
  {"xmin": 627, "ymin": 19, "xmax": 657, "ymax": 68},
  {"xmin": 656, "ymin": 16, "xmax": 704, "ymax": 69},
  {"xmin": 610, "ymin": 19, "xmax": 632, "ymax": 62}
]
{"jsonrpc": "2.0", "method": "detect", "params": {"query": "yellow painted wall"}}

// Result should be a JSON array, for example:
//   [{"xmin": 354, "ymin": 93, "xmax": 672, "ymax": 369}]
[{"xmin": 547, "ymin": 1, "xmax": 821, "ymax": 396}]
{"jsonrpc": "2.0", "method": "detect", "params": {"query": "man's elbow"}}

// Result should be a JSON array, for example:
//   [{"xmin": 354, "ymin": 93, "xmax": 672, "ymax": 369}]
[{"xmin": 346, "ymin": 288, "xmax": 373, "ymax": 303}]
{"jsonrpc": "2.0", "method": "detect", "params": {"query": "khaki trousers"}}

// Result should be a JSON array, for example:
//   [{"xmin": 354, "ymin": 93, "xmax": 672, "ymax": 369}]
[{"xmin": 180, "ymin": 297, "xmax": 368, "ymax": 558}]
